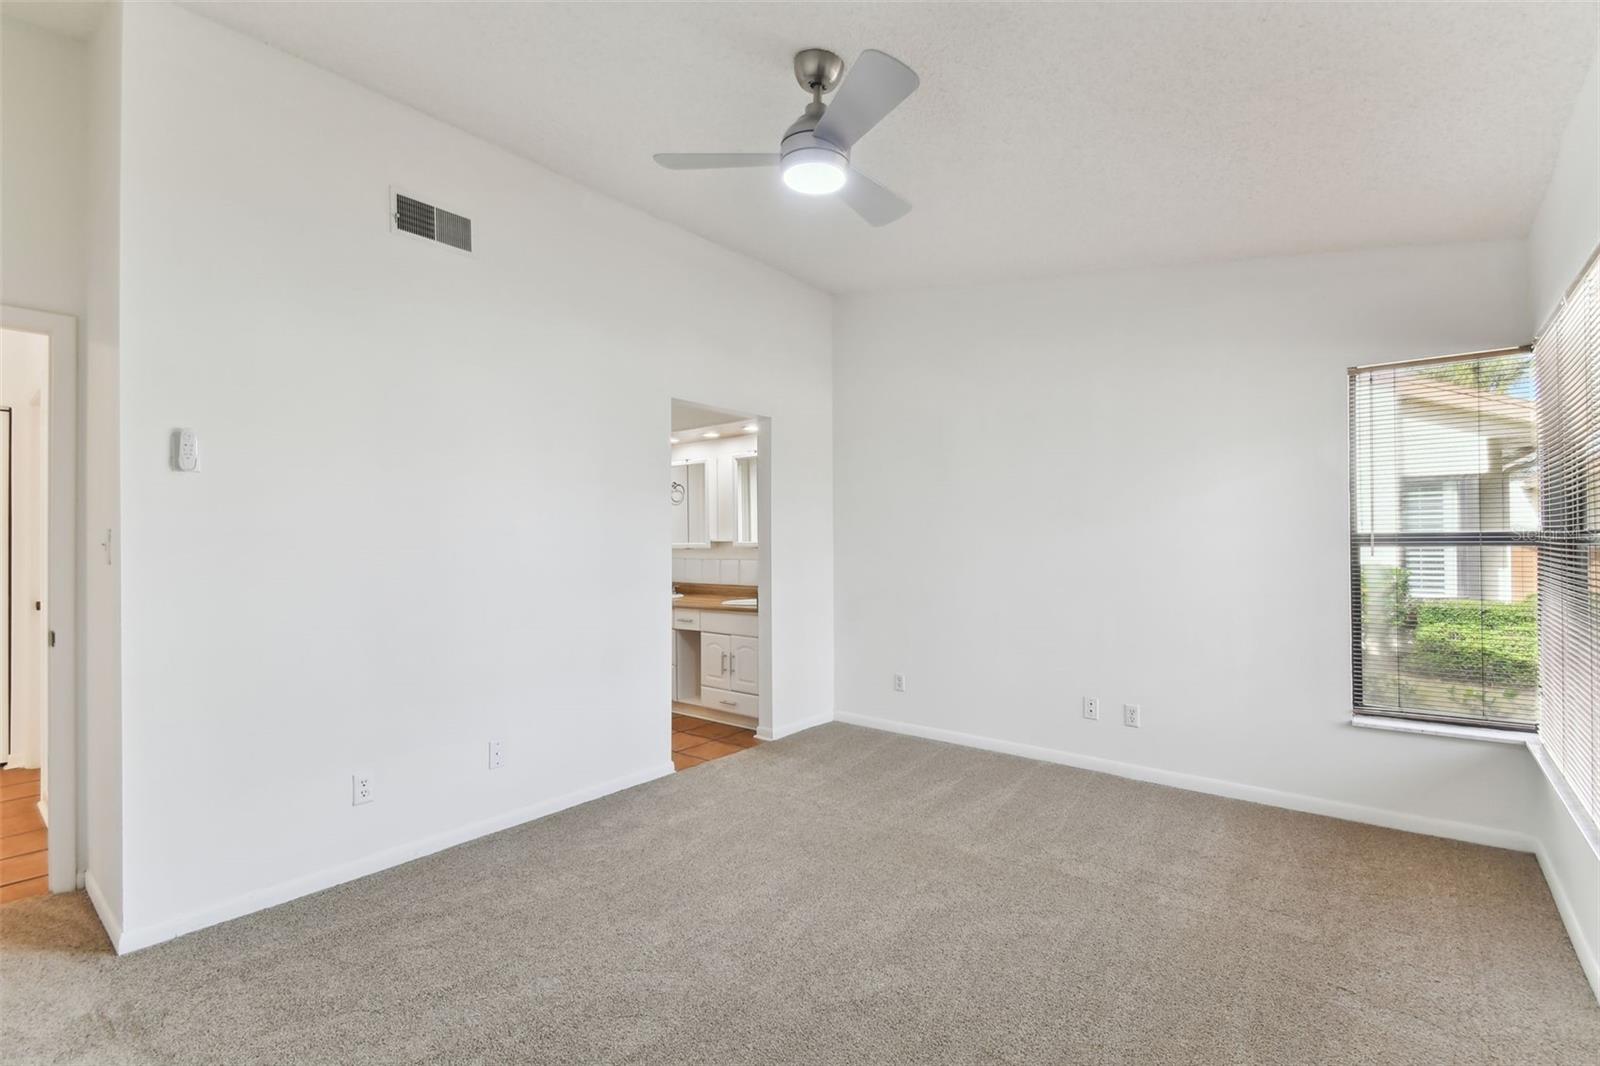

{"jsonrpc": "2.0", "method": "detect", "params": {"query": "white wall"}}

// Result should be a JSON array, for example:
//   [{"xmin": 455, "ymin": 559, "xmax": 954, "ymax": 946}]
[
  {"xmin": 0, "ymin": 17, "xmax": 87, "ymax": 319},
  {"xmin": 109, "ymin": 2, "xmax": 831, "ymax": 948},
  {"xmin": 1532, "ymin": 746, "xmax": 1600, "ymax": 1001},
  {"xmin": 833, "ymin": 241, "xmax": 1548, "ymax": 844},
  {"xmin": 83, "ymin": 3, "xmax": 125, "ymax": 934},
  {"xmin": 1529, "ymin": 55, "xmax": 1598, "ymax": 329}
]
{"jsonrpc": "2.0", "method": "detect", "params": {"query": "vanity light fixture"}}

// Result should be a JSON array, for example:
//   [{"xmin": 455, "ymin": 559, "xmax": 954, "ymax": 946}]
[
  {"xmin": 742, "ymin": 424, "xmax": 757, "ymax": 432},
  {"xmin": 669, "ymin": 437, "xmax": 680, "ymax": 444},
  {"xmin": 702, "ymin": 431, "xmax": 721, "ymax": 439}
]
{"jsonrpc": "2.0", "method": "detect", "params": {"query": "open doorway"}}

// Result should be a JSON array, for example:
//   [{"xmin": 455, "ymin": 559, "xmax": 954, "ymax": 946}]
[
  {"xmin": 0, "ymin": 307, "xmax": 77, "ymax": 901},
  {"xmin": 0, "ymin": 326, "xmax": 52, "ymax": 900},
  {"xmin": 669, "ymin": 399, "xmax": 765, "ymax": 770}
]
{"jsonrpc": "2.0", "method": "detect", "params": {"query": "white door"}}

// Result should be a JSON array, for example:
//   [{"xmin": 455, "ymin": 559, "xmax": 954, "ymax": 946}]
[
  {"xmin": 700, "ymin": 631, "xmax": 730, "ymax": 690},
  {"xmin": 730, "ymin": 635, "xmax": 758, "ymax": 695}
]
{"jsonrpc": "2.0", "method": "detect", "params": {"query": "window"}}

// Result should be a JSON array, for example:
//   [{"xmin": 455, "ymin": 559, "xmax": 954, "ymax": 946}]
[
  {"xmin": 1350, "ymin": 349, "xmax": 1539, "ymax": 728},
  {"xmin": 1534, "ymin": 252, "xmax": 1599, "ymax": 825}
]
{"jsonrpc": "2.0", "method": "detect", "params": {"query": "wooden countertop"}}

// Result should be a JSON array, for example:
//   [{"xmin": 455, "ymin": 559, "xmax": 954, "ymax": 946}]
[{"xmin": 672, "ymin": 583, "xmax": 759, "ymax": 613}]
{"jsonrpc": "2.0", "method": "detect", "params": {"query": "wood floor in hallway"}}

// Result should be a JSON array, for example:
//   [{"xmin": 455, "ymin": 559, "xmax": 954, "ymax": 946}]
[{"xmin": 1, "ymin": 767, "xmax": 47, "ymax": 902}]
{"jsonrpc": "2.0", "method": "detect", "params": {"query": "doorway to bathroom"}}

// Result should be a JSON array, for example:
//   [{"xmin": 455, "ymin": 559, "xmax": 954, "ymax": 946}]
[{"xmin": 668, "ymin": 399, "xmax": 766, "ymax": 770}]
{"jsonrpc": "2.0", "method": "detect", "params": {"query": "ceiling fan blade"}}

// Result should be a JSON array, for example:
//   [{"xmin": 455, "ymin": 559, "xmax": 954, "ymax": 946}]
[
  {"xmin": 814, "ymin": 50, "xmax": 919, "ymax": 150},
  {"xmin": 653, "ymin": 153, "xmax": 779, "ymax": 170},
  {"xmin": 840, "ymin": 167, "xmax": 911, "ymax": 227}
]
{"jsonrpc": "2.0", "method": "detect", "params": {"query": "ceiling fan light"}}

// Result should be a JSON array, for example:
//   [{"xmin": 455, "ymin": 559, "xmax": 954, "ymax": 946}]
[{"xmin": 781, "ymin": 147, "xmax": 848, "ymax": 195}]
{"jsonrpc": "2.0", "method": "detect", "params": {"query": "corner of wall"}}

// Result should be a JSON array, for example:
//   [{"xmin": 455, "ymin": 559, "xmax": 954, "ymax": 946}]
[
  {"xmin": 1529, "ymin": 54, "xmax": 1599, "ymax": 332},
  {"xmin": 82, "ymin": 0, "xmax": 125, "ymax": 938},
  {"xmin": 1527, "ymin": 744, "xmax": 1600, "ymax": 1003},
  {"xmin": 1522, "ymin": 44, "xmax": 1600, "ymax": 1007}
]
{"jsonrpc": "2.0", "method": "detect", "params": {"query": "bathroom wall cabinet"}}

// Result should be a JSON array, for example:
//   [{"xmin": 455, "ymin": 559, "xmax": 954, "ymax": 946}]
[{"xmin": 670, "ymin": 452, "xmax": 757, "ymax": 547}]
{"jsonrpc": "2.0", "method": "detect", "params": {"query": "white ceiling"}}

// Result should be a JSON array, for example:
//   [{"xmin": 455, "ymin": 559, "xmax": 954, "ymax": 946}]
[
  {"xmin": 187, "ymin": 2, "xmax": 1596, "ymax": 293},
  {"xmin": 672, "ymin": 400, "xmax": 755, "ymax": 436}
]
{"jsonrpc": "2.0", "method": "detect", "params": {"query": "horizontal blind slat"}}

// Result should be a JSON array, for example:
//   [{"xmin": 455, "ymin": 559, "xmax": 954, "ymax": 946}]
[{"xmin": 1534, "ymin": 253, "xmax": 1600, "ymax": 826}]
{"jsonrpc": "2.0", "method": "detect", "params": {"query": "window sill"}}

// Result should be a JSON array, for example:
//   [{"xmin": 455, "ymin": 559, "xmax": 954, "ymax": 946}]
[{"xmin": 1350, "ymin": 713, "xmax": 1533, "ymax": 746}]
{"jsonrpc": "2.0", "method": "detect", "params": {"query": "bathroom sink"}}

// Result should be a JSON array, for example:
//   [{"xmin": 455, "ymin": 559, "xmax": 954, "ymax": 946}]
[{"xmin": 721, "ymin": 598, "xmax": 757, "ymax": 607}]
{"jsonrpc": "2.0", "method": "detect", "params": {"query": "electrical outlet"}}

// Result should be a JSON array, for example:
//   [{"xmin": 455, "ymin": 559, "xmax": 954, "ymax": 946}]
[
  {"xmin": 893, "ymin": 673, "xmax": 907, "ymax": 693},
  {"xmin": 1083, "ymin": 696, "xmax": 1099, "ymax": 721},
  {"xmin": 352, "ymin": 772, "xmax": 374, "ymax": 805},
  {"xmin": 488, "ymin": 740, "xmax": 504, "ymax": 770},
  {"xmin": 1123, "ymin": 704, "xmax": 1142, "ymax": 728}
]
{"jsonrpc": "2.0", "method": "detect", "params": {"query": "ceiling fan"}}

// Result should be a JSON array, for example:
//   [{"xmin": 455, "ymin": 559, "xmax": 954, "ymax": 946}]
[{"xmin": 653, "ymin": 48, "xmax": 920, "ymax": 227}]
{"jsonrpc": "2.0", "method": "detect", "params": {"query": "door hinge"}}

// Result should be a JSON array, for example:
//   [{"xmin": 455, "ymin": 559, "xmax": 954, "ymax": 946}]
[{"xmin": 48, "ymin": 630, "xmax": 56, "ymax": 648}]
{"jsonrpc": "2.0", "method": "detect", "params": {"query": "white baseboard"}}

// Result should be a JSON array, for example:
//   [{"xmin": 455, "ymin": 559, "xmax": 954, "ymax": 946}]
[
  {"xmin": 83, "ymin": 869, "xmax": 123, "ymax": 952},
  {"xmin": 114, "ymin": 761, "xmax": 675, "ymax": 954},
  {"xmin": 36, "ymin": 798, "xmax": 47, "ymax": 827},
  {"xmin": 1533, "ymin": 840, "xmax": 1600, "ymax": 1004},
  {"xmin": 1526, "ymin": 741, "xmax": 1600, "ymax": 1004},
  {"xmin": 833, "ymin": 711, "xmax": 1538, "ymax": 853},
  {"xmin": 761, "ymin": 710, "xmax": 833, "ymax": 742}
]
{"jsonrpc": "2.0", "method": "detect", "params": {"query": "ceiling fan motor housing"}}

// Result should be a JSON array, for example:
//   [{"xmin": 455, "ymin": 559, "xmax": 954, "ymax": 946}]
[
  {"xmin": 780, "ymin": 101, "xmax": 849, "ymax": 173},
  {"xmin": 792, "ymin": 48, "xmax": 844, "ymax": 94}
]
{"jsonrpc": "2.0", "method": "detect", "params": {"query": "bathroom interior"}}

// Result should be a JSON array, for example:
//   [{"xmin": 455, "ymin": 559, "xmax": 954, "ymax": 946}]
[{"xmin": 668, "ymin": 400, "xmax": 762, "ymax": 770}]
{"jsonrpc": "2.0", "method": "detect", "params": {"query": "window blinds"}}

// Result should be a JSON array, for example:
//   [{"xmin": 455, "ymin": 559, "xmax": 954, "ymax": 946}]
[
  {"xmin": 1349, "ymin": 349, "xmax": 1539, "ymax": 728},
  {"xmin": 1534, "ymin": 251, "xmax": 1600, "ymax": 825}
]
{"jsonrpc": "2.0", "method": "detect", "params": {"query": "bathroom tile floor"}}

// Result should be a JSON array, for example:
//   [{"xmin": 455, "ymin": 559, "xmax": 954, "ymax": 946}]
[{"xmin": 670, "ymin": 707, "xmax": 759, "ymax": 771}]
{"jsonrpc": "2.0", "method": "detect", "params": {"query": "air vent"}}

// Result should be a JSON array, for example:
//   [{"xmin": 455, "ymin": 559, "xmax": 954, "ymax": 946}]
[{"xmin": 392, "ymin": 191, "xmax": 472, "ymax": 253}]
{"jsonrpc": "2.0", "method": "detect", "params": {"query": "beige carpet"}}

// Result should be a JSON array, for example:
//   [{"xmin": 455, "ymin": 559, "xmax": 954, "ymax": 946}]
[{"xmin": 2, "ymin": 723, "xmax": 1596, "ymax": 1064}]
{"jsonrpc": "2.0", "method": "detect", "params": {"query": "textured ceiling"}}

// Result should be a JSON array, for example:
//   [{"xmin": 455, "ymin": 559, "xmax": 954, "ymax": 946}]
[{"xmin": 187, "ymin": 1, "xmax": 1597, "ymax": 293}]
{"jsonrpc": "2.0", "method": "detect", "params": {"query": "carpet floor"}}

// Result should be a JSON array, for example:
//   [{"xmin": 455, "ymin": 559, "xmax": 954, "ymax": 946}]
[{"xmin": 2, "ymin": 723, "xmax": 1597, "ymax": 1064}]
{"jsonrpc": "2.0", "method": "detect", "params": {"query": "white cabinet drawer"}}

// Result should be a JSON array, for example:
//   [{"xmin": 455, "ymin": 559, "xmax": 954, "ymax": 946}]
[
  {"xmin": 699, "ymin": 610, "xmax": 758, "ymax": 637},
  {"xmin": 697, "ymin": 687, "xmax": 757, "ymax": 718},
  {"xmin": 671, "ymin": 609, "xmax": 701, "ymax": 631}
]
